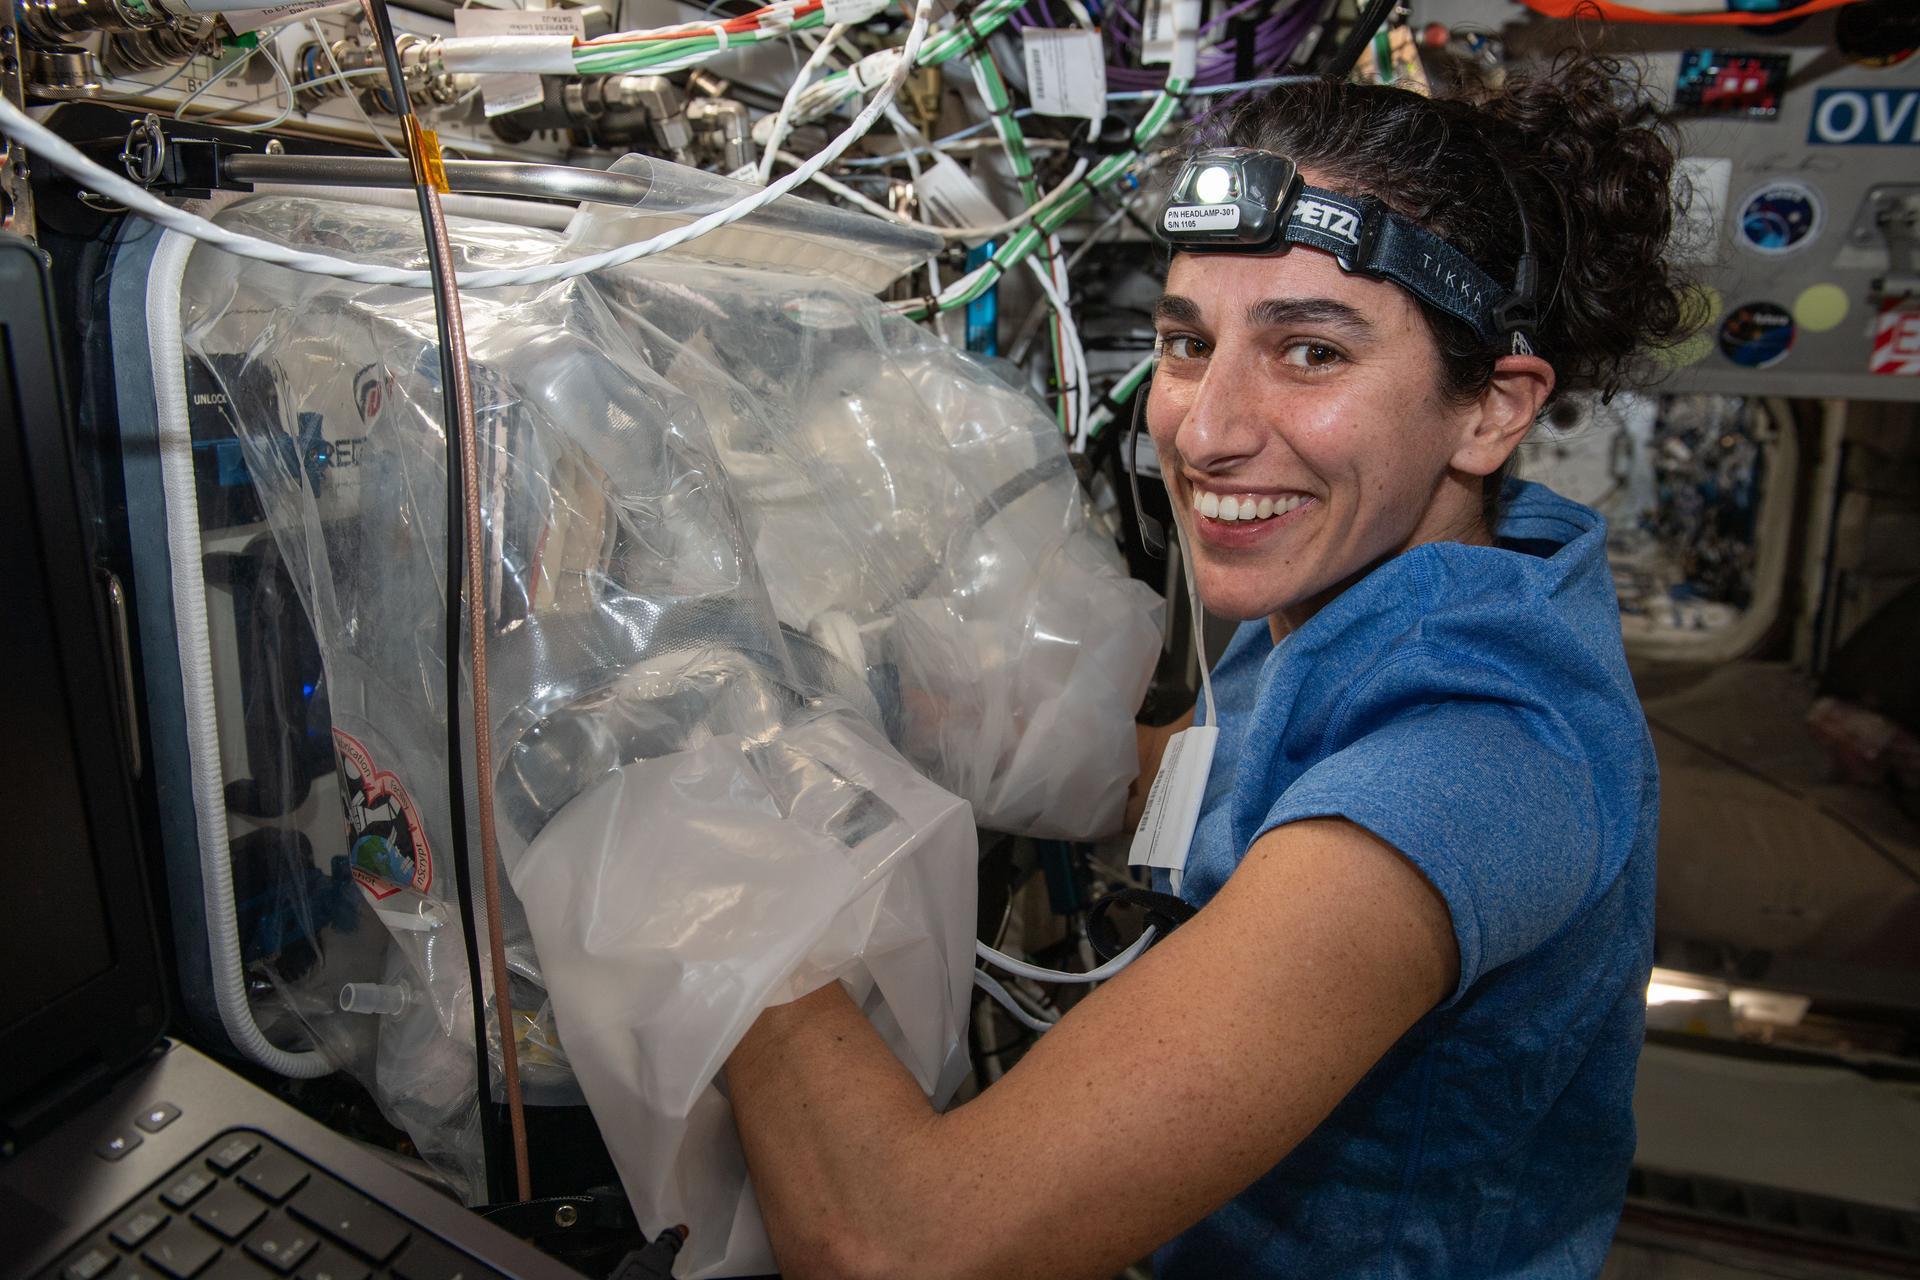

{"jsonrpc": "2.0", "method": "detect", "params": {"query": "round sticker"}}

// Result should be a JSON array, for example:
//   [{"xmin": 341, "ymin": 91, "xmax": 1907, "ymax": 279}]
[
  {"xmin": 1659, "ymin": 284, "xmax": 1722, "ymax": 371},
  {"xmin": 1793, "ymin": 283, "xmax": 1850, "ymax": 334},
  {"xmin": 1718, "ymin": 302, "xmax": 1796, "ymax": 369},
  {"xmin": 1736, "ymin": 181, "xmax": 1823, "ymax": 255}
]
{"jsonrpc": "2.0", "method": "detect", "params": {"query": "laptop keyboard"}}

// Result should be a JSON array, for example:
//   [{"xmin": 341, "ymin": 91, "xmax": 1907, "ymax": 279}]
[{"xmin": 41, "ymin": 1129, "xmax": 507, "ymax": 1280}]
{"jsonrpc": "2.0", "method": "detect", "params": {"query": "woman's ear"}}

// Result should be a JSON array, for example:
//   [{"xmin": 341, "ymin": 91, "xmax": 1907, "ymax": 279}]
[{"xmin": 1450, "ymin": 354, "xmax": 1556, "ymax": 478}]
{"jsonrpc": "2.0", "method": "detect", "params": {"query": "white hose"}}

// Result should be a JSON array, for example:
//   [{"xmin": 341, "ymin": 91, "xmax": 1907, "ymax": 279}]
[
  {"xmin": 973, "ymin": 969, "xmax": 1058, "ymax": 1033},
  {"xmin": 0, "ymin": 0, "xmax": 931, "ymax": 291},
  {"xmin": 149, "ymin": 229, "xmax": 332, "ymax": 1078},
  {"xmin": 757, "ymin": 22, "xmax": 847, "ymax": 185},
  {"xmin": 975, "ymin": 926, "xmax": 1154, "ymax": 985}
]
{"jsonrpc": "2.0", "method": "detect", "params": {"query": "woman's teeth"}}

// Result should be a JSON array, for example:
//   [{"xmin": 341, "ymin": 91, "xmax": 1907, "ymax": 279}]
[{"xmin": 1193, "ymin": 492, "xmax": 1307, "ymax": 522}]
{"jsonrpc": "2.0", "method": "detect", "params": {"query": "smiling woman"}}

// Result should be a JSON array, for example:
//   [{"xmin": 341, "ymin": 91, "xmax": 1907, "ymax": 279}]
[{"xmin": 723, "ymin": 49, "xmax": 1684, "ymax": 1280}]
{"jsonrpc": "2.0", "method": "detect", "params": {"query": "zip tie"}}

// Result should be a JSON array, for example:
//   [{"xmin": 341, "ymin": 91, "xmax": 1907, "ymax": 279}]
[{"xmin": 710, "ymin": 22, "xmax": 730, "ymax": 49}]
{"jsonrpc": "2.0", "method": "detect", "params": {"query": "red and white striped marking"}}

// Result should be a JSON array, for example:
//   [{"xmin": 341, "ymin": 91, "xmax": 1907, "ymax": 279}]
[{"xmin": 1871, "ymin": 298, "xmax": 1920, "ymax": 376}]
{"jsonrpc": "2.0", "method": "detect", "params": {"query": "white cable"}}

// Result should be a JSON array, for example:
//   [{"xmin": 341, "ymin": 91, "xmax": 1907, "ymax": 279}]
[
  {"xmin": 1027, "ymin": 243, "xmax": 1090, "ymax": 448},
  {"xmin": 150, "ymin": 230, "xmax": 332, "ymax": 1079},
  {"xmin": 932, "ymin": 156, "xmax": 1088, "ymax": 242},
  {"xmin": 976, "ymin": 927, "xmax": 1154, "ymax": 985},
  {"xmin": 973, "ymin": 969, "xmax": 1057, "ymax": 1033},
  {"xmin": 775, "ymin": 149, "xmax": 915, "ymax": 223},
  {"xmin": 230, "ymin": 43, "xmax": 297, "ymax": 132},
  {"xmin": 757, "ymin": 22, "xmax": 845, "ymax": 184},
  {"xmin": 0, "ymin": 0, "xmax": 932, "ymax": 290},
  {"xmin": 310, "ymin": 17, "xmax": 404, "ymax": 160}
]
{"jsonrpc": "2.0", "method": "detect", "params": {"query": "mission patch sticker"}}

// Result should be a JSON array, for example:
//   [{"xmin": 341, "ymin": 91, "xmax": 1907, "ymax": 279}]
[
  {"xmin": 1718, "ymin": 302, "xmax": 1796, "ymax": 369},
  {"xmin": 1735, "ymin": 180, "xmax": 1824, "ymax": 254}
]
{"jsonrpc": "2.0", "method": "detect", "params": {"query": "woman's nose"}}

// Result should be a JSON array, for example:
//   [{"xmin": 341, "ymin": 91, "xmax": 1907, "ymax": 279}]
[{"xmin": 1161, "ymin": 352, "xmax": 1266, "ymax": 475}]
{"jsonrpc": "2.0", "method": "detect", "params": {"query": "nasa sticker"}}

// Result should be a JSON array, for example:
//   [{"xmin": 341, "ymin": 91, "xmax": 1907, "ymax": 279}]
[
  {"xmin": 1735, "ymin": 180, "xmax": 1824, "ymax": 255},
  {"xmin": 334, "ymin": 728, "xmax": 433, "ymax": 900},
  {"xmin": 1718, "ymin": 302, "xmax": 1796, "ymax": 369}
]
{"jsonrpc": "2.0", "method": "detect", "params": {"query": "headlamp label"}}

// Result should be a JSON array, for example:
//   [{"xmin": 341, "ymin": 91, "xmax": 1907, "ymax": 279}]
[
  {"xmin": 1292, "ymin": 195, "xmax": 1362, "ymax": 246},
  {"xmin": 1163, "ymin": 204, "xmax": 1242, "ymax": 233}
]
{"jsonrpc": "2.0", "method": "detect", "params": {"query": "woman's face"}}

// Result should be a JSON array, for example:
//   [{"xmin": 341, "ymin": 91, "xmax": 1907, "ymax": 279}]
[{"xmin": 1148, "ymin": 245, "xmax": 1490, "ymax": 629}]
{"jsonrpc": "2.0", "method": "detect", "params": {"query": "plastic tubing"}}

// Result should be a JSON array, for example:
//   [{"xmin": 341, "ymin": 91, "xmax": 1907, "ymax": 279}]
[
  {"xmin": 0, "ymin": 0, "xmax": 931, "ymax": 291},
  {"xmin": 976, "ymin": 927, "xmax": 1154, "ymax": 985},
  {"xmin": 149, "ymin": 229, "xmax": 333, "ymax": 1079},
  {"xmin": 973, "ymin": 969, "xmax": 1058, "ymax": 1033}
]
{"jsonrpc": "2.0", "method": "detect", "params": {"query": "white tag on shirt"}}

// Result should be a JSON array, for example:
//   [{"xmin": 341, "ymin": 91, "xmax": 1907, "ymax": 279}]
[
  {"xmin": 914, "ymin": 154, "xmax": 1004, "ymax": 235},
  {"xmin": 453, "ymin": 8, "xmax": 582, "ymax": 116},
  {"xmin": 1021, "ymin": 28, "xmax": 1107, "ymax": 120},
  {"xmin": 1128, "ymin": 724, "xmax": 1218, "ymax": 882}
]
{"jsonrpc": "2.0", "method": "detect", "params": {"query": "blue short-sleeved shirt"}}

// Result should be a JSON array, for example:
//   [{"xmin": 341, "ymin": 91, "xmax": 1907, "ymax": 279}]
[{"xmin": 1154, "ymin": 481, "xmax": 1658, "ymax": 1279}]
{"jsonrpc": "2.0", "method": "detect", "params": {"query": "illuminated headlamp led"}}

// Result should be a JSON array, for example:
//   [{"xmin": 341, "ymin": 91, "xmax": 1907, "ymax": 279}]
[{"xmin": 1192, "ymin": 164, "xmax": 1235, "ymax": 205}]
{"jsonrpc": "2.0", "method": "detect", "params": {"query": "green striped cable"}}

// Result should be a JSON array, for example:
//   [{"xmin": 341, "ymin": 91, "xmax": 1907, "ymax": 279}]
[
  {"xmin": 570, "ymin": 7, "xmax": 830, "ymax": 74},
  {"xmin": 904, "ymin": 78, "xmax": 1187, "ymax": 319}
]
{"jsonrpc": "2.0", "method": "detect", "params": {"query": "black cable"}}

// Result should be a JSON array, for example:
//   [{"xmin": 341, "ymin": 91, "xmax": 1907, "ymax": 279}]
[
  {"xmin": 1322, "ymin": 0, "xmax": 1397, "ymax": 79},
  {"xmin": 360, "ymin": 0, "xmax": 508, "ymax": 1203}
]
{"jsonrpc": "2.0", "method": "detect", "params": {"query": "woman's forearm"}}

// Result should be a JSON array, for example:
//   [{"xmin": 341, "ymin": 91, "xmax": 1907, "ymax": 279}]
[{"xmin": 726, "ymin": 984, "xmax": 948, "ymax": 1280}]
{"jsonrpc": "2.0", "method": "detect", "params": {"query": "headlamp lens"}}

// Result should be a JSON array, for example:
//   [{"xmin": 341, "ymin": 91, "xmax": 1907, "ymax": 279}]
[{"xmin": 1193, "ymin": 164, "xmax": 1235, "ymax": 205}]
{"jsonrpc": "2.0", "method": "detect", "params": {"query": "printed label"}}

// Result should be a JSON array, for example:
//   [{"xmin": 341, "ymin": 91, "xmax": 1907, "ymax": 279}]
[
  {"xmin": 334, "ymin": 729, "xmax": 432, "ymax": 901},
  {"xmin": 1293, "ymin": 194, "xmax": 1362, "ymax": 245},
  {"xmin": 1021, "ymin": 27, "xmax": 1107, "ymax": 120},
  {"xmin": 1142, "ymin": 0, "xmax": 1197, "ymax": 65},
  {"xmin": 1162, "ymin": 203, "xmax": 1241, "ymax": 233},
  {"xmin": 454, "ymin": 8, "xmax": 582, "ymax": 115},
  {"xmin": 221, "ymin": 0, "xmax": 329, "ymax": 35},
  {"xmin": 1808, "ymin": 89, "xmax": 1920, "ymax": 145}
]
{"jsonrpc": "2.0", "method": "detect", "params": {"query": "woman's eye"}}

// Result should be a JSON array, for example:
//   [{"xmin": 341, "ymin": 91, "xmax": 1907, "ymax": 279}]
[
  {"xmin": 1283, "ymin": 342, "xmax": 1342, "ymax": 369},
  {"xmin": 1159, "ymin": 335, "xmax": 1210, "ymax": 361}
]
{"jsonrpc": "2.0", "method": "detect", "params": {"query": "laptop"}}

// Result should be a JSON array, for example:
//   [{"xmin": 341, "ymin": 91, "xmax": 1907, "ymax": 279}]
[{"xmin": 0, "ymin": 233, "xmax": 581, "ymax": 1280}]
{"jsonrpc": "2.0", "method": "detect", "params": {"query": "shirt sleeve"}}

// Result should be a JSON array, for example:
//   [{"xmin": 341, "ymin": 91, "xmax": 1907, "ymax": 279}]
[{"xmin": 1256, "ymin": 644, "xmax": 1605, "ymax": 1006}]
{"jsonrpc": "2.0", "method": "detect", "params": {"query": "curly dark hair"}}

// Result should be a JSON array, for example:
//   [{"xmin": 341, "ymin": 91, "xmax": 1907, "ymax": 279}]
[{"xmin": 1181, "ymin": 50, "xmax": 1692, "ymax": 416}]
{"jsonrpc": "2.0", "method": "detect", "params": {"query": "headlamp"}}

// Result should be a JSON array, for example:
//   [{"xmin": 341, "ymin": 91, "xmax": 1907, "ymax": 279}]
[{"xmin": 1155, "ymin": 147, "xmax": 1540, "ymax": 357}]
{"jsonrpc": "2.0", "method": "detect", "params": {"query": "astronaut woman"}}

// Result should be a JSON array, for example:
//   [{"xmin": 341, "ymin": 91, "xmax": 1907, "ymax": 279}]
[{"xmin": 726, "ymin": 50, "xmax": 1689, "ymax": 1279}]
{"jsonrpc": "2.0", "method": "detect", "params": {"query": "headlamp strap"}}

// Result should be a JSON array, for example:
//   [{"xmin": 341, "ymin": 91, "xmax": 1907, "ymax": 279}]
[{"xmin": 1285, "ymin": 184, "xmax": 1508, "ymax": 349}]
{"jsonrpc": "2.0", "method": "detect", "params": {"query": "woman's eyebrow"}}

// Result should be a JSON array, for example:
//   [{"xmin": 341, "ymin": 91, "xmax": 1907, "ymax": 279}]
[
  {"xmin": 1153, "ymin": 295, "xmax": 1204, "ymax": 327},
  {"xmin": 1247, "ymin": 297, "xmax": 1376, "ymax": 338}
]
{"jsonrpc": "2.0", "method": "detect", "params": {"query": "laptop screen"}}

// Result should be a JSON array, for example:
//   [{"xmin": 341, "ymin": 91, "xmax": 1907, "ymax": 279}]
[
  {"xmin": 0, "ymin": 236, "xmax": 168, "ymax": 1120},
  {"xmin": 0, "ymin": 390, "xmax": 117, "ymax": 1030}
]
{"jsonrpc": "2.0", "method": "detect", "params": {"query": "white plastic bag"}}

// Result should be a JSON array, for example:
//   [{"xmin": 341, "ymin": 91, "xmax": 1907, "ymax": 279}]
[{"xmin": 511, "ymin": 707, "xmax": 975, "ymax": 1277}]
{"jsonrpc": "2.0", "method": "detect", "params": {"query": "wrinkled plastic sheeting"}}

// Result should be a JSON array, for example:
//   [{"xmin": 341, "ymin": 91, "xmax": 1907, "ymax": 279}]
[
  {"xmin": 180, "ymin": 194, "xmax": 1157, "ymax": 1267},
  {"xmin": 514, "ymin": 706, "xmax": 974, "ymax": 1277}
]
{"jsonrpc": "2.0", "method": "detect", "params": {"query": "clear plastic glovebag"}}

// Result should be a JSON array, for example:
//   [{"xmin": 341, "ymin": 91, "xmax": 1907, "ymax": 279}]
[{"xmin": 180, "ymin": 189, "xmax": 1156, "ymax": 1276}]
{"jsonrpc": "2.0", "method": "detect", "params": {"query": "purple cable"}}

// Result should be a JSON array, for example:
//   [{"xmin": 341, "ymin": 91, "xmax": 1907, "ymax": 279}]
[{"xmin": 1001, "ymin": 0, "xmax": 1313, "ymax": 89}]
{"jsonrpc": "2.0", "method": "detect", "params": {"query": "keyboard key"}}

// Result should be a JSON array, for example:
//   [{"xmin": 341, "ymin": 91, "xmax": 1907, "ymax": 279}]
[
  {"xmin": 141, "ymin": 1224, "xmax": 221, "ymax": 1279},
  {"xmin": 116, "ymin": 1267, "xmax": 166, "ymax": 1280},
  {"xmin": 62, "ymin": 1246, "xmax": 116, "ymax": 1280},
  {"xmin": 286, "ymin": 1180, "xmax": 409, "ymax": 1264},
  {"xmin": 97, "ymin": 1132, "xmax": 143, "ymax": 1161},
  {"xmin": 161, "ymin": 1170, "xmax": 216, "ymax": 1211},
  {"xmin": 296, "ymin": 1245, "xmax": 369, "ymax": 1280},
  {"xmin": 197, "ymin": 1255, "xmax": 273, "ymax": 1280},
  {"xmin": 136, "ymin": 1103, "xmax": 183, "ymax": 1134},
  {"xmin": 111, "ymin": 1208, "xmax": 171, "ymax": 1249},
  {"xmin": 192, "ymin": 1185, "xmax": 267, "ymax": 1242},
  {"xmin": 236, "ymin": 1152, "xmax": 309, "ymax": 1204},
  {"xmin": 244, "ymin": 1219, "xmax": 320, "ymax": 1275},
  {"xmin": 387, "ymin": 1235, "xmax": 504, "ymax": 1280},
  {"xmin": 206, "ymin": 1137, "xmax": 261, "ymax": 1175}
]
